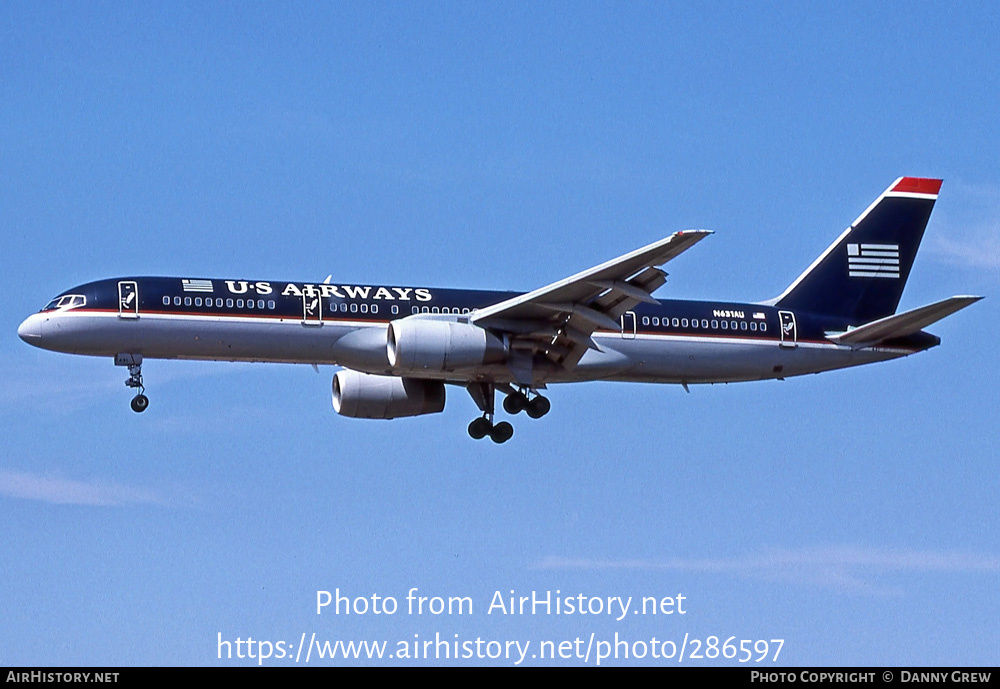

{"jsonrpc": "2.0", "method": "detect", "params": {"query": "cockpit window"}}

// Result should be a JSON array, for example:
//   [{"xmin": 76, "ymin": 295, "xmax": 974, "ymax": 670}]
[{"xmin": 41, "ymin": 295, "xmax": 86, "ymax": 312}]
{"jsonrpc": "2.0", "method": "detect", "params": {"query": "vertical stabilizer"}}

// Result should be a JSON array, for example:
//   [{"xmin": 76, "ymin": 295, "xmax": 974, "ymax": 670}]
[{"xmin": 771, "ymin": 177, "xmax": 941, "ymax": 324}]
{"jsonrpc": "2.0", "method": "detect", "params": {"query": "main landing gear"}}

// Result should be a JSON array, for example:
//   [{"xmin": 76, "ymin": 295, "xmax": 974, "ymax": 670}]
[
  {"xmin": 502, "ymin": 390, "xmax": 551, "ymax": 419},
  {"xmin": 468, "ymin": 416, "xmax": 513, "ymax": 444},
  {"xmin": 115, "ymin": 353, "xmax": 148, "ymax": 413},
  {"xmin": 466, "ymin": 383, "xmax": 550, "ymax": 444}
]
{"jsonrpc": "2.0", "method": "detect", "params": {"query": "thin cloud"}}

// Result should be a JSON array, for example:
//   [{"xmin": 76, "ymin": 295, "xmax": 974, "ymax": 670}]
[
  {"xmin": 928, "ymin": 180, "xmax": 1000, "ymax": 271},
  {"xmin": 0, "ymin": 469, "xmax": 167, "ymax": 507},
  {"xmin": 932, "ymin": 235, "xmax": 1000, "ymax": 270},
  {"xmin": 535, "ymin": 546, "xmax": 1000, "ymax": 595}
]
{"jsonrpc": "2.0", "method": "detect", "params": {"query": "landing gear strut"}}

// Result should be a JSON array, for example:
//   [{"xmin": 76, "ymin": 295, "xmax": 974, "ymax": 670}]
[
  {"xmin": 115, "ymin": 353, "xmax": 148, "ymax": 413},
  {"xmin": 465, "ymin": 382, "xmax": 514, "ymax": 444}
]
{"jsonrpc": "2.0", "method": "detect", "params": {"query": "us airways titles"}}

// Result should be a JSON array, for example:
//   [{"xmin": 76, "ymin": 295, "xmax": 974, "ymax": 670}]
[{"xmin": 222, "ymin": 281, "xmax": 433, "ymax": 301}]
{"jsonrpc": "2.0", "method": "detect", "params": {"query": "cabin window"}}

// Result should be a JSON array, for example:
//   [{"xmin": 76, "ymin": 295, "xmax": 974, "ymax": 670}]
[
  {"xmin": 268, "ymin": 300, "xmax": 275, "ymax": 309},
  {"xmin": 173, "ymin": 297, "xmax": 181, "ymax": 306},
  {"xmin": 340, "ymin": 303, "xmax": 347, "ymax": 312},
  {"xmin": 195, "ymin": 297, "xmax": 202, "ymax": 306},
  {"xmin": 741, "ymin": 321, "xmax": 747, "ymax": 330},
  {"xmin": 392, "ymin": 306, "xmax": 399, "ymax": 315},
  {"xmin": 258, "ymin": 300, "xmax": 265, "ymax": 309},
  {"xmin": 371, "ymin": 304, "xmax": 378, "ymax": 314},
  {"xmin": 711, "ymin": 320, "xmax": 718, "ymax": 329},
  {"xmin": 760, "ymin": 323, "xmax": 767, "ymax": 332},
  {"xmin": 642, "ymin": 317, "xmax": 650, "ymax": 326},
  {"xmin": 163, "ymin": 296, "xmax": 170, "ymax": 306},
  {"xmin": 361, "ymin": 304, "xmax": 368, "ymax": 313},
  {"xmin": 237, "ymin": 299, "xmax": 244, "ymax": 308},
  {"xmin": 350, "ymin": 303, "xmax": 358, "ymax": 313},
  {"xmin": 721, "ymin": 320, "xmax": 728, "ymax": 329},
  {"xmin": 226, "ymin": 299, "xmax": 234, "ymax": 308},
  {"xmin": 701, "ymin": 319, "xmax": 708, "ymax": 328}
]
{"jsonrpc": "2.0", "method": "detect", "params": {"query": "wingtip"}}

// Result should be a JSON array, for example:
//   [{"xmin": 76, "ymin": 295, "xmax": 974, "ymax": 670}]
[{"xmin": 672, "ymin": 229, "xmax": 713, "ymax": 240}]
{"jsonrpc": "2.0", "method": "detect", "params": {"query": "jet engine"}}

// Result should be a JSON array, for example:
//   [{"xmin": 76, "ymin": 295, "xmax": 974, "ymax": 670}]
[
  {"xmin": 332, "ymin": 369, "xmax": 446, "ymax": 419},
  {"xmin": 387, "ymin": 319, "xmax": 506, "ymax": 373}
]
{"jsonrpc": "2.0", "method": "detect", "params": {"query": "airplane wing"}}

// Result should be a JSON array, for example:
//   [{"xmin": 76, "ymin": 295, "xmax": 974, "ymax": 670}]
[
  {"xmin": 826, "ymin": 295, "xmax": 983, "ymax": 346},
  {"xmin": 471, "ymin": 230, "xmax": 712, "ymax": 376}
]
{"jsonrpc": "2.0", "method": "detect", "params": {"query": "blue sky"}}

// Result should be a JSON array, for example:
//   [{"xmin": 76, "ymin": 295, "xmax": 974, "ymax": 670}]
[{"xmin": 2, "ymin": 2, "xmax": 998, "ymax": 666}]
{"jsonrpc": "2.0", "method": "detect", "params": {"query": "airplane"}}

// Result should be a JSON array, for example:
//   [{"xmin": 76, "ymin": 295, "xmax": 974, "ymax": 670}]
[{"xmin": 18, "ymin": 177, "xmax": 982, "ymax": 443}]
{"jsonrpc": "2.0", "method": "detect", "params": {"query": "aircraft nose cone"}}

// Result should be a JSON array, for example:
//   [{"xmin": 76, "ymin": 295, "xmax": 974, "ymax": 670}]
[{"xmin": 17, "ymin": 314, "xmax": 43, "ymax": 343}]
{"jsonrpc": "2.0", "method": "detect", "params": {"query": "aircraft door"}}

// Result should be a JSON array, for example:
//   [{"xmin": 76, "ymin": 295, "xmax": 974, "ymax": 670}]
[
  {"xmin": 302, "ymin": 289, "xmax": 323, "ymax": 326},
  {"xmin": 118, "ymin": 281, "xmax": 139, "ymax": 319},
  {"xmin": 621, "ymin": 311, "xmax": 636, "ymax": 339},
  {"xmin": 778, "ymin": 310, "xmax": 797, "ymax": 348}
]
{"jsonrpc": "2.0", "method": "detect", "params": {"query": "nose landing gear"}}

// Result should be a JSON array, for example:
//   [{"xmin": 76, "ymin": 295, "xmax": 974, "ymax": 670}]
[{"xmin": 115, "ymin": 353, "xmax": 148, "ymax": 413}]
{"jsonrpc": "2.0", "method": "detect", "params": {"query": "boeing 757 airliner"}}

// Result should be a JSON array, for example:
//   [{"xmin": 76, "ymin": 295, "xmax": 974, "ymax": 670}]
[{"xmin": 18, "ymin": 177, "xmax": 981, "ymax": 442}]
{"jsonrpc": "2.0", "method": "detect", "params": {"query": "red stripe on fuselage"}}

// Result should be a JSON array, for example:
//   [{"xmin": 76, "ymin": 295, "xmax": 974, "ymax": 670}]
[{"xmin": 39, "ymin": 309, "xmax": 921, "ymax": 354}]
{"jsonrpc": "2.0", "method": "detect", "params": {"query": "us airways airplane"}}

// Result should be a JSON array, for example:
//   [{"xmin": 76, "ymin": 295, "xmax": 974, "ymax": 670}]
[{"xmin": 18, "ymin": 177, "xmax": 981, "ymax": 443}]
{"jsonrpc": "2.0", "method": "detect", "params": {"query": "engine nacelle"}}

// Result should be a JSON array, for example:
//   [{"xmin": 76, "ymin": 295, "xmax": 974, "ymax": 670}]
[
  {"xmin": 332, "ymin": 369, "xmax": 445, "ymax": 419},
  {"xmin": 387, "ymin": 319, "xmax": 506, "ymax": 372}
]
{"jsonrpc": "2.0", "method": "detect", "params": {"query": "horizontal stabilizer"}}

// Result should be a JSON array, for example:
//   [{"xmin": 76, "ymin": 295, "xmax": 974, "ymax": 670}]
[{"xmin": 827, "ymin": 296, "xmax": 983, "ymax": 345}]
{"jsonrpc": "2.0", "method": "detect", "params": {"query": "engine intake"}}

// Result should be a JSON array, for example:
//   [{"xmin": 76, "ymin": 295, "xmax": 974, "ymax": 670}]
[
  {"xmin": 387, "ymin": 319, "xmax": 506, "ymax": 372},
  {"xmin": 332, "ymin": 370, "xmax": 445, "ymax": 419}
]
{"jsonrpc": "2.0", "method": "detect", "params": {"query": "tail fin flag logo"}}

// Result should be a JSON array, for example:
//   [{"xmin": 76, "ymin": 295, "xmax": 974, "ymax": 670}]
[{"xmin": 847, "ymin": 243, "xmax": 900, "ymax": 279}]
